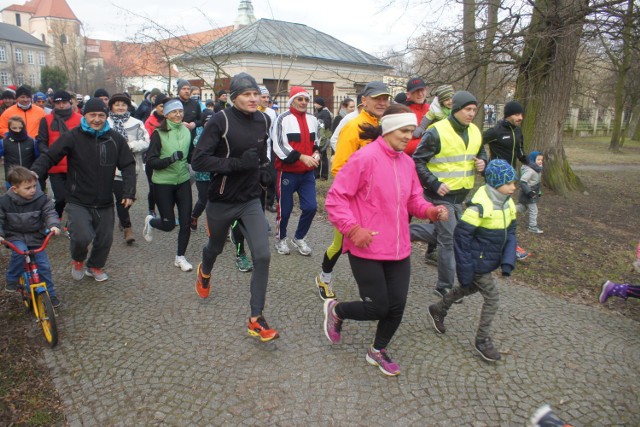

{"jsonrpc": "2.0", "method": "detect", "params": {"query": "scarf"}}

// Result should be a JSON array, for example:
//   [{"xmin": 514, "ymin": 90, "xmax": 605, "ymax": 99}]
[
  {"xmin": 289, "ymin": 107, "xmax": 310, "ymax": 151},
  {"xmin": 51, "ymin": 107, "xmax": 73, "ymax": 133},
  {"xmin": 109, "ymin": 111, "xmax": 130, "ymax": 141},
  {"xmin": 7, "ymin": 127, "xmax": 29, "ymax": 142},
  {"xmin": 80, "ymin": 117, "xmax": 111, "ymax": 138},
  {"xmin": 17, "ymin": 102, "xmax": 32, "ymax": 111}
]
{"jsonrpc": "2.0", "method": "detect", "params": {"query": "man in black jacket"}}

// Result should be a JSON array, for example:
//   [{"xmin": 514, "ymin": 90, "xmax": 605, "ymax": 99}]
[
  {"xmin": 31, "ymin": 98, "xmax": 136, "ymax": 282},
  {"xmin": 191, "ymin": 72, "xmax": 278, "ymax": 343},
  {"xmin": 175, "ymin": 79, "xmax": 202, "ymax": 144}
]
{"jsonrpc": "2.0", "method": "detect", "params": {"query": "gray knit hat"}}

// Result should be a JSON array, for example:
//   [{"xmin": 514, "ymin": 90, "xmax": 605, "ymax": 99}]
[
  {"xmin": 451, "ymin": 91, "xmax": 477, "ymax": 114},
  {"xmin": 229, "ymin": 73, "xmax": 260, "ymax": 100},
  {"xmin": 176, "ymin": 79, "xmax": 191, "ymax": 91}
]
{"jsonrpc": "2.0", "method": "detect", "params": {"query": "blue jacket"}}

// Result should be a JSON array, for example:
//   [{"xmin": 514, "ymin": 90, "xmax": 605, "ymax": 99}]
[{"xmin": 454, "ymin": 185, "xmax": 517, "ymax": 286}]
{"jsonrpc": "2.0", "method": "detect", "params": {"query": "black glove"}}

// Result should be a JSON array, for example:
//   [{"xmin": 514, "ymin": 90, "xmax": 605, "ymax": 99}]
[
  {"xmin": 527, "ymin": 191, "xmax": 538, "ymax": 200},
  {"xmin": 259, "ymin": 168, "xmax": 272, "ymax": 187},
  {"xmin": 171, "ymin": 151, "xmax": 184, "ymax": 162},
  {"xmin": 237, "ymin": 148, "xmax": 259, "ymax": 171}
]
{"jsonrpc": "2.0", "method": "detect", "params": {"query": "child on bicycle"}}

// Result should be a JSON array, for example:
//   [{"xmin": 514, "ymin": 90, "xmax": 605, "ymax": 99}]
[{"xmin": 0, "ymin": 166, "xmax": 61, "ymax": 306}]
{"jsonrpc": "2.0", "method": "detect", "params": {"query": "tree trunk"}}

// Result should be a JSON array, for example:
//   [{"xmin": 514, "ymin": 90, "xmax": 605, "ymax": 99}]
[
  {"xmin": 609, "ymin": 0, "xmax": 634, "ymax": 152},
  {"xmin": 515, "ymin": 0, "xmax": 590, "ymax": 194}
]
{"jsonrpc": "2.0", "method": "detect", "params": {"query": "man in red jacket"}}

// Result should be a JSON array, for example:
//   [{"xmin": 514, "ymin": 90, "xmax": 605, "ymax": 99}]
[
  {"xmin": 36, "ymin": 90, "xmax": 83, "ymax": 218},
  {"xmin": 403, "ymin": 77, "xmax": 430, "ymax": 156}
]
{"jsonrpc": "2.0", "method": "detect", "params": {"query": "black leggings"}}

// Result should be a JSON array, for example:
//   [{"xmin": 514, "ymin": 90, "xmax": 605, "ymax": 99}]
[
  {"xmin": 335, "ymin": 254, "xmax": 411, "ymax": 350},
  {"xmin": 145, "ymin": 165, "xmax": 156, "ymax": 213},
  {"xmin": 192, "ymin": 180, "xmax": 209, "ymax": 219},
  {"xmin": 150, "ymin": 180, "xmax": 192, "ymax": 256}
]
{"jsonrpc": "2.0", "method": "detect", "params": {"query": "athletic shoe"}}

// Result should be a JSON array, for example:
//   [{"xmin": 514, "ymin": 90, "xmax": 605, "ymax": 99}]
[
  {"xmin": 516, "ymin": 246, "xmax": 529, "ymax": 260},
  {"xmin": 49, "ymin": 295, "xmax": 61, "ymax": 308},
  {"xmin": 5, "ymin": 281, "xmax": 18, "ymax": 292},
  {"xmin": 275, "ymin": 238, "xmax": 290, "ymax": 255},
  {"xmin": 190, "ymin": 216, "xmax": 198, "ymax": 231},
  {"xmin": 291, "ymin": 238, "xmax": 312, "ymax": 256},
  {"xmin": 366, "ymin": 347, "xmax": 400, "ymax": 376},
  {"xmin": 247, "ymin": 316, "xmax": 279, "ymax": 342},
  {"xmin": 235, "ymin": 254, "xmax": 253, "ymax": 272},
  {"xmin": 433, "ymin": 287, "xmax": 463, "ymax": 304},
  {"xmin": 195, "ymin": 263, "xmax": 211, "ymax": 299},
  {"xmin": 71, "ymin": 260, "xmax": 85, "ymax": 281},
  {"xmin": 174, "ymin": 256, "xmax": 193, "ymax": 272},
  {"xmin": 475, "ymin": 337, "xmax": 501, "ymax": 362},
  {"xmin": 143, "ymin": 215, "xmax": 154, "ymax": 242},
  {"xmin": 599, "ymin": 280, "xmax": 627, "ymax": 303},
  {"xmin": 428, "ymin": 304, "xmax": 446, "ymax": 334},
  {"xmin": 323, "ymin": 299, "xmax": 342, "ymax": 343},
  {"xmin": 315, "ymin": 275, "xmax": 336, "ymax": 300},
  {"xmin": 85, "ymin": 267, "xmax": 109, "ymax": 282},
  {"xmin": 528, "ymin": 227, "xmax": 544, "ymax": 234},
  {"xmin": 528, "ymin": 404, "xmax": 572, "ymax": 427}
]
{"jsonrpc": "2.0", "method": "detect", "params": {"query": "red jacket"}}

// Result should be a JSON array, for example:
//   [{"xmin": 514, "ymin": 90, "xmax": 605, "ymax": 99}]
[{"xmin": 404, "ymin": 102, "xmax": 430, "ymax": 155}]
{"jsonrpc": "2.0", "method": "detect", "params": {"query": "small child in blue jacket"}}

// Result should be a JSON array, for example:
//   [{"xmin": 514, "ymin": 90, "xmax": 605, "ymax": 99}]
[{"xmin": 428, "ymin": 159, "xmax": 517, "ymax": 362}]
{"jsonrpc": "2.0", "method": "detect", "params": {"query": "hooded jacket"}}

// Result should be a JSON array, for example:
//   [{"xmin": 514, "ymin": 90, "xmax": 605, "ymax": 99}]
[
  {"xmin": 31, "ymin": 124, "xmax": 136, "ymax": 208},
  {"xmin": 0, "ymin": 129, "xmax": 44, "ymax": 178},
  {"xmin": 0, "ymin": 187, "xmax": 60, "ymax": 247}
]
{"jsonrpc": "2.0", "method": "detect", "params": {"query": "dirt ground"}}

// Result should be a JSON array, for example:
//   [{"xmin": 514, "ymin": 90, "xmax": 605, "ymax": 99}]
[{"xmin": 1, "ymin": 136, "xmax": 638, "ymax": 425}]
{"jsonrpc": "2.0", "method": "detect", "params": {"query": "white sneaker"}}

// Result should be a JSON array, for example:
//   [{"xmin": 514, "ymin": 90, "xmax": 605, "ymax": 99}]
[
  {"xmin": 275, "ymin": 238, "xmax": 290, "ymax": 255},
  {"xmin": 143, "ymin": 215, "xmax": 154, "ymax": 242},
  {"xmin": 291, "ymin": 238, "xmax": 312, "ymax": 256},
  {"xmin": 174, "ymin": 255, "xmax": 193, "ymax": 272}
]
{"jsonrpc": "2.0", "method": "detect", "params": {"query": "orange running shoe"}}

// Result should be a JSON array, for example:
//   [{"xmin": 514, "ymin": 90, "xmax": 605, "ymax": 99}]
[
  {"xmin": 195, "ymin": 263, "xmax": 211, "ymax": 298},
  {"xmin": 247, "ymin": 316, "xmax": 279, "ymax": 342}
]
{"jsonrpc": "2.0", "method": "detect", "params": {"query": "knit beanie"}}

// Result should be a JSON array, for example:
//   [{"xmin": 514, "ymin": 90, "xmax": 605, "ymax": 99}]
[
  {"xmin": 229, "ymin": 72, "xmax": 260, "ymax": 100},
  {"xmin": 93, "ymin": 88, "xmax": 109, "ymax": 98},
  {"xmin": 528, "ymin": 151, "xmax": 542, "ymax": 164},
  {"xmin": 1, "ymin": 90, "xmax": 15, "ymax": 100},
  {"xmin": 108, "ymin": 93, "xmax": 132, "ymax": 109},
  {"xmin": 16, "ymin": 85, "xmax": 32, "ymax": 98},
  {"xmin": 288, "ymin": 86, "xmax": 310, "ymax": 106},
  {"xmin": 176, "ymin": 79, "xmax": 190, "ymax": 92},
  {"xmin": 434, "ymin": 85, "xmax": 454, "ymax": 102},
  {"xmin": 504, "ymin": 101, "xmax": 524, "ymax": 118},
  {"xmin": 258, "ymin": 85, "xmax": 270, "ymax": 96},
  {"xmin": 149, "ymin": 88, "xmax": 162, "ymax": 98},
  {"xmin": 485, "ymin": 159, "xmax": 516, "ymax": 189},
  {"xmin": 451, "ymin": 91, "xmax": 477, "ymax": 114},
  {"xmin": 52, "ymin": 90, "xmax": 71, "ymax": 103},
  {"xmin": 394, "ymin": 92, "xmax": 407, "ymax": 104},
  {"xmin": 314, "ymin": 96, "xmax": 325, "ymax": 107},
  {"xmin": 83, "ymin": 98, "xmax": 109, "ymax": 115},
  {"xmin": 153, "ymin": 93, "xmax": 168, "ymax": 107},
  {"xmin": 34, "ymin": 92, "xmax": 47, "ymax": 102}
]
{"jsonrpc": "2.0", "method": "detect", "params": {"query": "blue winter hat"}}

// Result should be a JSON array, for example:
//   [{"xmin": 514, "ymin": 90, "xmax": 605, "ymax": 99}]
[
  {"xmin": 34, "ymin": 92, "xmax": 47, "ymax": 102},
  {"xmin": 485, "ymin": 159, "xmax": 516, "ymax": 189},
  {"xmin": 528, "ymin": 151, "xmax": 542, "ymax": 164}
]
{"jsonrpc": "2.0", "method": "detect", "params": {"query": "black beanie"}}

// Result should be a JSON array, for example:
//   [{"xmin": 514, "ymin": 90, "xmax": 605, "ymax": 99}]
[
  {"xmin": 83, "ymin": 98, "xmax": 109, "ymax": 115},
  {"xmin": 153, "ymin": 93, "xmax": 168, "ymax": 107},
  {"xmin": 94, "ymin": 88, "xmax": 109, "ymax": 98},
  {"xmin": 504, "ymin": 101, "xmax": 524, "ymax": 118},
  {"xmin": 16, "ymin": 85, "xmax": 32, "ymax": 98},
  {"xmin": 1, "ymin": 90, "xmax": 15, "ymax": 100},
  {"xmin": 229, "ymin": 73, "xmax": 260, "ymax": 100},
  {"xmin": 314, "ymin": 96, "xmax": 325, "ymax": 107},
  {"xmin": 451, "ymin": 91, "xmax": 477, "ymax": 114}
]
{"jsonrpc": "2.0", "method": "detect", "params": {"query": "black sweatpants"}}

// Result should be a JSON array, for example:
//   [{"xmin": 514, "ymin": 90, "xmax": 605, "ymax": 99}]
[
  {"xmin": 49, "ymin": 173, "xmax": 67, "ymax": 219},
  {"xmin": 335, "ymin": 254, "xmax": 411, "ymax": 350},
  {"xmin": 150, "ymin": 180, "xmax": 192, "ymax": 256}
]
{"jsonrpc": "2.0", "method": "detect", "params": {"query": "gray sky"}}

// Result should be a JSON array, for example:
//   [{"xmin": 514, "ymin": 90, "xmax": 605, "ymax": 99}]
[{"xmin": 58, "ymin": 0, "xmax": 444, "ymax": 55}]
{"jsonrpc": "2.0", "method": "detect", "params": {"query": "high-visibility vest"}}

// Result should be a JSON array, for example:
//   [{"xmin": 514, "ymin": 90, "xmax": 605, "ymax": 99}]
[
  {"xmin": 462, "ymin": 185, "xmax": 516, "ymax": 230},
  {"xmin": 428, "ymin": 119, "xmax": 482, "ymax": 191}
]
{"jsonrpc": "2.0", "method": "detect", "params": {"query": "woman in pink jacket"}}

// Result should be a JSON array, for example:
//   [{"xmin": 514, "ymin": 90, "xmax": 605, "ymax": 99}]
[{"xmin": 322, "ymin": 104, "xmax": 448, "ymax": 376}]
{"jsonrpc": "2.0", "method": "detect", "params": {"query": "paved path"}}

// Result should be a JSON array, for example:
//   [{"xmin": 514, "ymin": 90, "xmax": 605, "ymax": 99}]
[{"xmin": 40, "ymin": 177, "xmax": 639, "ymax": 426}]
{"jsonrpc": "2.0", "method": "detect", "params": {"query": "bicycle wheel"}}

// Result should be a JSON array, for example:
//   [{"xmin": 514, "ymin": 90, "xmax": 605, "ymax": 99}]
[
  {"xmin": 35, "ymin": 292, "xmax": 58, "ymax": 348},
  {"xmin": 19, "ymin": 276, "xmax": 31, "ymax": 311}
]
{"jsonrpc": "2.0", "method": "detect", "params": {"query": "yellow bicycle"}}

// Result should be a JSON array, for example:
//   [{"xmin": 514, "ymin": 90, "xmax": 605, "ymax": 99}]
[{"xmin": 2, "ymin": 231, "xmax": 58, "ymax": 347}]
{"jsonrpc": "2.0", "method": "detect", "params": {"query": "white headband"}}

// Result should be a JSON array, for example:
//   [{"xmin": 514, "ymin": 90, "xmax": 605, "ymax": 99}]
[{"xmin": 380, "ymin": 113, "xmax": 417, "ymax": 135}]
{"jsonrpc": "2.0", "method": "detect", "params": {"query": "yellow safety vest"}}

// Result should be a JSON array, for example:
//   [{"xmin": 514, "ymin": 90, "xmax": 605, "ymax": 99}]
[
  {"xmin": 461, "ymin": 185, "xmax": 516, "ymax": 230},
  {"xmin": 428, "ymin": 119, "xmax": 482, "ymax": 191}
]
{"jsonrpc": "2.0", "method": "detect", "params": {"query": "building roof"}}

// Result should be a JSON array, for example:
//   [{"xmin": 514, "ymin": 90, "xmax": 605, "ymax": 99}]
[
  {"xmin": 2, "ymin": 0, "xmax": 78, "ymax": 20},
  {"xmin": 182, "ymin": 18, "xmax": 391, "ymax": 69},
  {"xmin": 0, "ymin": 22, "xmax": 48, "ymax": 47}
]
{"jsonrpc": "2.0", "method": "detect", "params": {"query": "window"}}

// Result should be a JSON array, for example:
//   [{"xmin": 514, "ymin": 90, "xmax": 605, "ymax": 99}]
[
  {"xmin": 0, "ymin": 72, "xmax": 9, "ymax": 86},
  {"xmin": 27, "ymin": 50, "xmax": 34, "ymax": 64},
  {"xmin": 15, "ymin": 13, "xmax": 21, "ymax": 27},
  {"xmin": 60, "ymin": 34, "xmax": 67, "ymax": 45},
  {"xmin": 15, "ymin": 48, "xmax": 23, "ymax": 63},
  {"xmin": 0, "ymin": 46, "xmax": 6, "ymax": 62},
  {"xmin": 16, "ymin": 73, "xmax": 24, "ymax": 86},
  {"xmin": 38, "ymin": 52, "xmax": 45, "ymax": 66},
  {"xmin": 29, "ymin": 74, "xmax": 37, "ymax": 87}
]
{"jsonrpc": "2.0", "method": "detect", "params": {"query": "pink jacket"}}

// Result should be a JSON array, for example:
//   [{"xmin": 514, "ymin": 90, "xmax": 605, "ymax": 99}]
[{"xmin": 326, "ymin": 136, "xmax": 434, "ymax": 260}]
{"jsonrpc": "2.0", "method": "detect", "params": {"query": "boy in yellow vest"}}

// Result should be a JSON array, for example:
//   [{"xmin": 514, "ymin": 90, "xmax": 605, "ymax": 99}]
[{"xmin": 427, "ymin": 159, "xmax": 517, "ymax": 362}]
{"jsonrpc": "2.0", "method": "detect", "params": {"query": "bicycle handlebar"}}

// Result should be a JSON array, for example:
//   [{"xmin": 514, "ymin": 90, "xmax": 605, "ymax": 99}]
[{"xmin": 1, "ymin": 231, "xmax": 55, "ymax": 255}]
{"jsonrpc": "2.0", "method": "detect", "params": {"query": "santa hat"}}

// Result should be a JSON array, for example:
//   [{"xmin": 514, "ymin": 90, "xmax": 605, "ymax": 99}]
[{"xmin": 288, "ymin": 86, "xmax": 310, "ymax": 106}]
